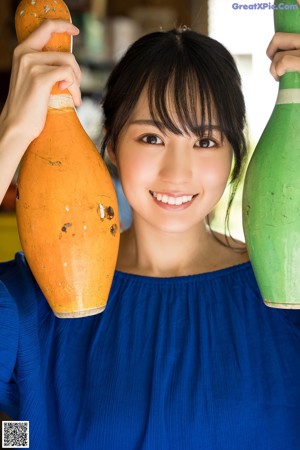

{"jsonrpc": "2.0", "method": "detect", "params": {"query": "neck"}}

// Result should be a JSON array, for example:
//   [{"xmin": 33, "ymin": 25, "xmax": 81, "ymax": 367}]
[{"xmin": 117, "ymin": 214, "xmax": 238, "ymax": 277}]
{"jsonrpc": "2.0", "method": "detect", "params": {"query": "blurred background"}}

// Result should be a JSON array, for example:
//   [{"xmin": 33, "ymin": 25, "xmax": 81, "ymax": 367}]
[{"xmin": 0, "ymin": 0, "xmax": 277, "ymax": 261}]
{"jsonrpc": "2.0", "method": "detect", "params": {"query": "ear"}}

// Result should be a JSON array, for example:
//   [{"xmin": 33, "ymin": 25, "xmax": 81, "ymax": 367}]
[
  {"xmin": 103, "ymin": 127, "xmax": 117, "ymax": 167},
  {"xmin": 106, "ymin": 142, "xmax": 117, "ymax": 167}
]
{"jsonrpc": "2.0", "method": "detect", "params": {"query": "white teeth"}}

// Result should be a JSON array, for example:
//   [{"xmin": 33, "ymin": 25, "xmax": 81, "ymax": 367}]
[{"xmin": 151, "ymin": 191, "xmax": 193, "ymax": 206}]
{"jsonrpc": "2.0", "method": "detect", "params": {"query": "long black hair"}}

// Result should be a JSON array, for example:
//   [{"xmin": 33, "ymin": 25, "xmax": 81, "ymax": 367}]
[{"xmin": 100, "ymin": 27, "xmax": 248, "ymax": 238}]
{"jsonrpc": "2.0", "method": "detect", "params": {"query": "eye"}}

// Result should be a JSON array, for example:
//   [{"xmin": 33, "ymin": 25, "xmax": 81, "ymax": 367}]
[
  {"xmin": 195, "ymin": 138, "xmax": 217, "ymax": 149},
  {"xmin": 141, "ymin": 134, "xmax": 163, "ymax": 145}
]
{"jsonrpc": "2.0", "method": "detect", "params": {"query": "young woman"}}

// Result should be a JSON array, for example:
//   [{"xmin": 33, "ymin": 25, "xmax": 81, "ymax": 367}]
[{"xmin": 0, "ymin": 21, "xmax": 300, "ymax": 449}]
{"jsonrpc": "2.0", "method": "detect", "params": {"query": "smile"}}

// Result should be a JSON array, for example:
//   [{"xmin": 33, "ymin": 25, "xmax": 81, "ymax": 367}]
[{"xmin": 149, "ymin": 191, "xmax": 197, "ymax": 206}]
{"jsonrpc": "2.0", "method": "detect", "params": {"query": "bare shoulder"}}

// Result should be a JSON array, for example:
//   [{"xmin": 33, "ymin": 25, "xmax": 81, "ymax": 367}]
[{"xmin": 213, "ymin": 231, "xmax": 250, "ymax": 266}]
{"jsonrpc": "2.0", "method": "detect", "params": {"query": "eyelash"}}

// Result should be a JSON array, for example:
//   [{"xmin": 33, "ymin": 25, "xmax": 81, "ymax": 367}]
[
  {"xmin": 195, "ymin": 138, "xmax": 218, "ymax": 149},
  {"xmin": 140, "ymin": 134, "xmax": 218, "ymax": 148},
  {"xmin": 140, "ymin": 134, "xmax": 163, "ymax": 145}
]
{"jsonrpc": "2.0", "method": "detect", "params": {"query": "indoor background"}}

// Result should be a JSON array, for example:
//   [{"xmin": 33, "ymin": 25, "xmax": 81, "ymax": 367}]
[{"xmin": 0, "ymin": 0, "xmax": 277, "ymax": 261}]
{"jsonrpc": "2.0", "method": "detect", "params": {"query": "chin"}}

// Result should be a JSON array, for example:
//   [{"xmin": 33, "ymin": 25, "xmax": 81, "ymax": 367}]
[{"xmin": 149, "ymin": 218, "xmax": 203, "ymax": 235}]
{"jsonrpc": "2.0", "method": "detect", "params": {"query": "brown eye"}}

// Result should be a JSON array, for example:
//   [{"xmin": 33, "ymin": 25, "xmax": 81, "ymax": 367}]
[
  {"xmin": 141, "ymin": 135, "xmax": 163, "ymax": 145},
  {"xmin": 196, "ymin": 138, "xmax": 216, "ymax": 148}
]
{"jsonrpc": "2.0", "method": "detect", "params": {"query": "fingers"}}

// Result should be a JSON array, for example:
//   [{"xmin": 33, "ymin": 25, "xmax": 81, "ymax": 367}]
[
  {"xmin": 266, "ymin": 32, "xmax": 300, "ymax": 59},
  {"xmin": 267, "ymin": 32, "xmax": 300, "ymax": 80},
  {"xmin": 269, "ymin": 51, "xmax": 300, "ymax": 80},
  {"xmin": 26, "ymin": 63, "xmax": 82, "ymax": 107},
  {"xmin": 12, "ymin": 25, "xmax": 82, "ymax": 107},
  {"xmin": 54, "ymin": 68, "xmax": 82, "ymax": 106},
  {"xmin": 16, "ymin": 51, "xmax": 82, "ymax": 87},
  {"xmin": 19, "ymin": 19, "xmax": 79, "ymax": 52},
  {"xmin": 2, "ymin": 20, "xmax": 83, "ymax": 145}
]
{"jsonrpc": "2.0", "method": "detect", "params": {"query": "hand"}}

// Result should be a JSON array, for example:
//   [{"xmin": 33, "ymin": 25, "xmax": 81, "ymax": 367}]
[
  {"xmin": 267, "ymin": 32, "xmax": 300, "ymax": 80},
  {"xmin": 0, "ymin": 19, "xmax": 82, "ymax": 147}
]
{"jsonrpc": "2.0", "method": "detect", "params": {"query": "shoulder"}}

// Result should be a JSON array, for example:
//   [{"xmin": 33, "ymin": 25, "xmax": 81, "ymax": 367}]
[
  {"xmin": 0, "ymin": 259, "xmax": 23, "ymax": 388},
  {"xmin": 0, "ymin": 252, "xmax": 35, "ymax": 295},
  {"xmin": 0, "ymin": 251, "xmax": 48, "ymax": 318}
]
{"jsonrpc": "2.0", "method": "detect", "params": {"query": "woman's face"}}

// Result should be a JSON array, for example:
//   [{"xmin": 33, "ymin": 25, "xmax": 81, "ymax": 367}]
[{"xmin": 108, "ymin": 90, "xmax": 233, "ymax": 234}]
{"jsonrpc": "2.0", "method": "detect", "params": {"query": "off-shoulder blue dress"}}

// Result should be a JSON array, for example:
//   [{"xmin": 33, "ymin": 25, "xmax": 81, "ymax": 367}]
[{"xmin": 0, "ymin": 252, "xmax": 300, "ymax": 450}]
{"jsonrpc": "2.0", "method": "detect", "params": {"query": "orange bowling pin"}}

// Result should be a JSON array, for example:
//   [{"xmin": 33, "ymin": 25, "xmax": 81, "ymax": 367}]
[{"xmin": 15, "ymin": 0, "xmax": 120, "ymax": 318}]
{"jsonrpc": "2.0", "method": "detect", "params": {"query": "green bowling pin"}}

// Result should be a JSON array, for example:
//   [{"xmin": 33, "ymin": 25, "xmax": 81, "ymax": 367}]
[{"xmin": 242, "ymin": 0, "xmax": 300, "ymax": 308}]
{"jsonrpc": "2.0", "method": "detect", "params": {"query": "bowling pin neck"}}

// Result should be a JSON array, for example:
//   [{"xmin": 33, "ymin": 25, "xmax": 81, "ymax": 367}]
[
  {"xmin": 274, "ymin": 0, "xmax": 300, "ymax": 34},
  {"xmin": 15, "ymin": 1, "xmax": 74, "ymax": 109},
  {"xmin": 276, "ymin": 72, "xmax": 300, "ymax": 105},
  {"xmin": 273, "ymin": 1, "xmax": 300, "ymax": 97},
  {"xmin": 279, "ymin": 72, "xmax": 300, "ymax": 90}
]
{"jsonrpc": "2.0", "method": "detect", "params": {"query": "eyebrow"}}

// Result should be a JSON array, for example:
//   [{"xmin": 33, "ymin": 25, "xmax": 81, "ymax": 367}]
[
  {"xmin": 128, "ymin": 119, "xmax": 161, "ymax": 126},
  {"xmin": 128, "ymin": 119, "xmax": 223, "ymax": 132}
]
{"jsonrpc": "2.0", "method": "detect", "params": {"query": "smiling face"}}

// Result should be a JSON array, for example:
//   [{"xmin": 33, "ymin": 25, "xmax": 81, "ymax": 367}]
[
  {"xmin": 108, "ymin": 89, "xmax": 233, "ymax": 234},
  {"xmin": 102, "ymin": 29, "xmax": 247, "ymax": 238}
]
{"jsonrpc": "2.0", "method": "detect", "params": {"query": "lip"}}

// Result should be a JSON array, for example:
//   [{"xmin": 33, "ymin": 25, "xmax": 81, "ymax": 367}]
[{"xmin": 149, "ymin": 190, "xmax": 198, "ymax": 210}]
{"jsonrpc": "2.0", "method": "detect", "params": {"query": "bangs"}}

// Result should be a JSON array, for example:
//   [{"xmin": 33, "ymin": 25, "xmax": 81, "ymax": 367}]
[
  {"xmin": 101, "ymin": 28, "xmax": 246, "ymax": 184},
  {"xmin": 146, "ymin": 63, "xmax": 222, "ymax": 140},
  {"xmin": 101, "ymin": 28, "xmax": 247, "ymax": 239}
]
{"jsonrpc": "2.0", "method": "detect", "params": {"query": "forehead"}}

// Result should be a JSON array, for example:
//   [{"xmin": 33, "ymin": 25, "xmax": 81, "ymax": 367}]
[
  {"xmin": 129, "ymin": 89, "xmax": 150, "ymax": 118},
  {"xmin": 128, "ymin": 85, "xmax": 218, "ymax": 133}
]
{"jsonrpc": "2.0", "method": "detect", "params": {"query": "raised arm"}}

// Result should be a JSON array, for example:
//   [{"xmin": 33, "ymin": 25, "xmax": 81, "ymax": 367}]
[{"xmin": 0, "ymin": 19, "xmax": 82, "ymax": 204}]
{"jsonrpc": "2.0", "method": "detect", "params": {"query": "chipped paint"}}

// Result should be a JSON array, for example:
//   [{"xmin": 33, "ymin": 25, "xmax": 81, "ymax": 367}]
[
  {"xmin": 99, "ymin": 203, "xmax": 105, "ymax": 220},
  {"xmin": 48, "ymin": 160, "xmax": 62, "ymax": 166},
  {"xmin": 110, "ymin": 224, "xmax": 118, "ymax": 236},
  {"xmin": 106, "ymin": 206, "xmax": 114, "ymax": 220},
  {"xmin": 48, "ymin": 94, "xmax": 74, "ymax": 110},
  {"xmin": 31, "ymin": 0, "xmax": 36, "ymax": 4},
  {"xmin": 44, "ymin": 6, "xmax": 51, "ymax": 14},
  {"xmin": 61, "ymin": 223, "xmax": 72, "ymax": 232},
  {"xmin": 20, "ymin": 10, "xmax": 25, "ymax": 16},
  {"xmin": 65, "ymin": 206, "xmax": 70, "ymax": 212}
]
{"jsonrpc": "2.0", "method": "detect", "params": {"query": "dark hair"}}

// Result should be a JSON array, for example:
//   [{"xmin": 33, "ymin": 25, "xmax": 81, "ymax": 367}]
[{"xmin": 100, "ymin": 27, "xmax": 247, "ymax": 238}]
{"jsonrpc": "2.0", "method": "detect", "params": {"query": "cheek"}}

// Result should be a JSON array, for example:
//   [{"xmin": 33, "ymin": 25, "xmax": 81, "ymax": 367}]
[
  {"xmin": 196, "ymin": 156, "xmax": 232, "ymax": 190},
  {"xmin": 116, "ymin": 151, "xmax": 154, "ymax": 204},
  {"xmin": 118, "ymin": 149, "xmax": 156, "ymax": 183}
]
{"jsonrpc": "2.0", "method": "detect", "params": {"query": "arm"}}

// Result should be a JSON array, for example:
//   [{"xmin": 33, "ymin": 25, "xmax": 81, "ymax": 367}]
[{"xmin": 0, "ymin": 19, "xmax": 82, "ymax": 204}]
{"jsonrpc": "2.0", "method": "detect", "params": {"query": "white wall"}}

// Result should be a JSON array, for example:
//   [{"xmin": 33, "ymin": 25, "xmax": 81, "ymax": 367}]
[{"xmin": 208, "ymin": 0, "xmax": 278, "ymax": 145}]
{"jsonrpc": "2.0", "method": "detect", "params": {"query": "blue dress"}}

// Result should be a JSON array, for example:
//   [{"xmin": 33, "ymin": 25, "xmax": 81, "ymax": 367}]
[{"xmin": 0, "ymin": 252, "xmax": 300, "ymax": 450}]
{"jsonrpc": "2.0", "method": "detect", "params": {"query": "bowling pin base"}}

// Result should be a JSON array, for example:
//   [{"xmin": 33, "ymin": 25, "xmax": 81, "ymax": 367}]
[
  {"xmin": 54, "ymin": 305, "xmax": 106, "ymax": 318},
  {"xmin": 264, "ymin": 300, "xmax": 300, "ymax": 310}
]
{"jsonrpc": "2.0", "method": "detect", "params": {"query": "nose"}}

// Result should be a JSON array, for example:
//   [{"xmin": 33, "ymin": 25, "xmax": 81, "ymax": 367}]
[{"xmin": 158, "ymin": 141, "xmax": 193, "ymax": 184}]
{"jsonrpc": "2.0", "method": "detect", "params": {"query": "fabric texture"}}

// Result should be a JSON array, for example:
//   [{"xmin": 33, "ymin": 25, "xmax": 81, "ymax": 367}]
[{"xmin": 0, "ymin": 252, "xmax": 300, "ymax": 450}]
